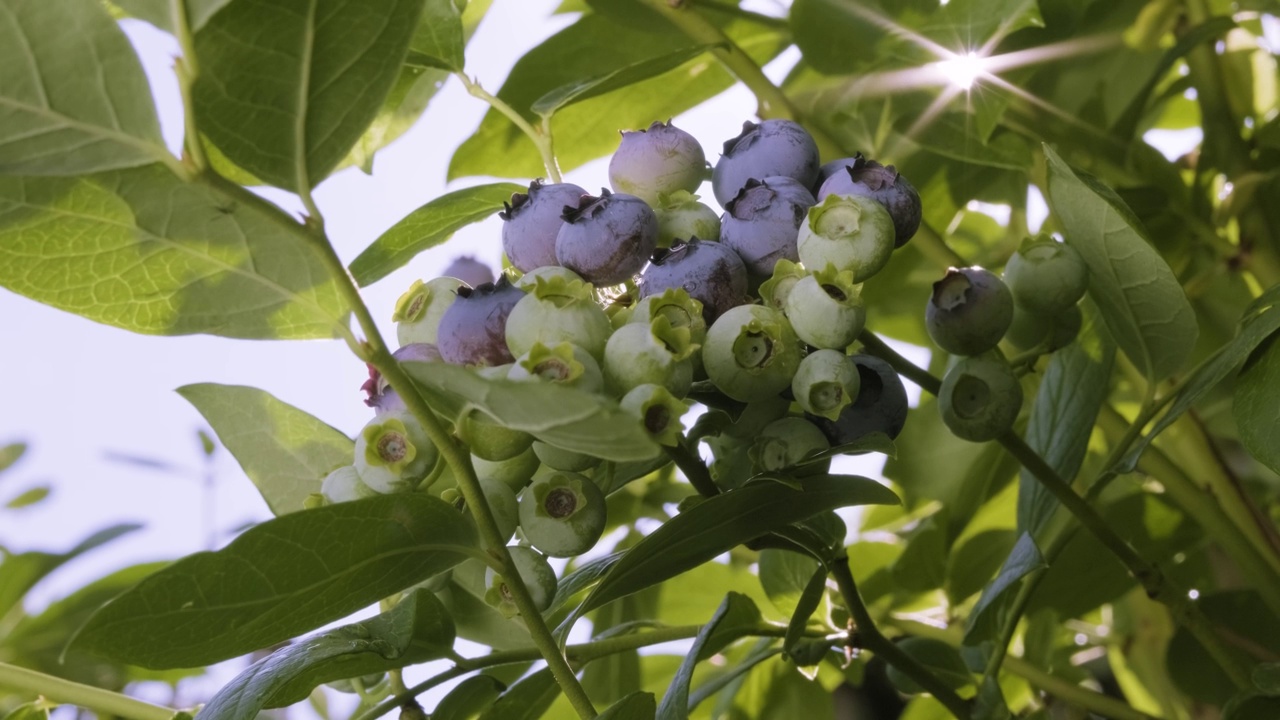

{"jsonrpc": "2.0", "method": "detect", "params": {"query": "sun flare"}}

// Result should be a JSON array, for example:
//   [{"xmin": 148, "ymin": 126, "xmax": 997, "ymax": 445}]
[{"xmin": 934, "ymin": 51, "xmax": 986, "ymax": 90}]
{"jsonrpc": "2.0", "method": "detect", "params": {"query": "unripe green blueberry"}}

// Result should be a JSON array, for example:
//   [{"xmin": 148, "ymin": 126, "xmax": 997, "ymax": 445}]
[
  {"xmin": 757, "ymin": 259, "xmax": 807, "ymax": 314},
  {"xmin": 784, "ymin": 266, "xmax": 865, "ymax": 350},
  {"xmin": 703, "ymin": 304, "xmax": 801, "ymax": 402},
  {"xmin": 320, "ymin": 465, "xmax": 378, "ymax": 503},
  {"xmin": 925, "ymin": 267, "xmax": 1014, "ymax": 356},
  {"xmin": 796, "ymin": 194, "xmax": 896, "ymax": 283},
  {"xmin": 938, "ymin": 352, "xmax": 1023, "ymax": 442},
  {"xmin": 1003, "ymin": 238, "xmax": 1088, "ymax": 315},
  {"xmin": 476, "ymin": 477, "xmax": 521, "ymax": 543},
  {"xmin": 484, "ymin": 546, "xmax": 557, "ymax": 617},
  {"xmin": 620, "ymin": 383, "xmax": 690, "ymax": 447},
  {"xmin": 532, "ymin": 441, "xmax": 602, "ymax": 472},
  {"xmin": 749, "ymin": 417, "xmax": 831, "ymax": 474},
  {"xmin": 458, "ymin": 409, "xmax": 534, "ymax": 462},
  {"xmin": 705, "ymin": 433, "xmax": 753, "ymax": 490},
  {"xmin": 393, "ymin": 277, "xmax": 465, "ymax": 347},
  {"xmin": 1005, "ymin": 303, "xmax": 1083, "ymax": 352},
  {"xmin": 513, "ymin": 265, "xmax": 587, "ymax": 292},
  {"xmin": 603, "ymin": 315, "xmax": 697, "ymax": 397},
  {"xmin": 508, "ymin": 342, "xmax": 604, "ymax": 394},
  {"xmin": 505, "ymin": 274, "xmax": 612, "ymax": 361},
  {"xmin": 354, "ymin": 411, "xmax": 436, "ymax": 493},
  {"xmin": 629, "ymin": 288, "xmax": 707, "ymax": 348},
  {"xmin": 792, "ymin": 349, "xmax": 860, "ymax": 421},
  {"xmin": 518, "ymin": 471, "xmax": 607, "ymax": 557},
  {"xmin": 655, "ymin": 190, "xmax": 721, "ymax": 248},
  {"xmin": 472, "ymin": 447, "xmax": 541, "ymax": 494}
]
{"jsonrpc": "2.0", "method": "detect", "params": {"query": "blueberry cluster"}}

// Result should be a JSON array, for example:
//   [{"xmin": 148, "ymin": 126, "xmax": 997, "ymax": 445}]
[
  {"xmin": 928, "ymin": 237, "xmax": 1089, "ymax": 441},
  {"xmin": 319, "ymin": 118, "xmax": 932, "ymax": 620}
]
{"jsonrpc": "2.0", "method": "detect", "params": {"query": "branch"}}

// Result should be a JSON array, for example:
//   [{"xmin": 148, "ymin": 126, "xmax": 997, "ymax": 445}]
[
  {"xmin": 455, "ymin": 73, "xmax": 562, "ymax": 183},
  {"xmin": 0, "ymin": 663, "xmax": 180, "ymax": 720}
]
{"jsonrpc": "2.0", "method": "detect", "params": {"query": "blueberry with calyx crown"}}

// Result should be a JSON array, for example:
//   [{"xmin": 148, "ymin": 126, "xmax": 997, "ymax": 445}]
[
  {"xmin": 750, "ymin": 417, "xmax": 831, "ymax": 475},
  {"xmin": 603, "ymin": 314, "xmax": 697, "ymax": 397},
  {"xmin": 394, "ymin": 277, "xmax": 465, "ymax": 347},
  {"xmin": 784, "ymin": 265, "xmax": 866, "ymax": 350},
  {"xmin": 609, "ymin": 120, "xmax": 707, "ymax": 205},
  {"xmin": 807, "ymin": 354, "xmax": 908, "ymax": 443},
  {"xmin": 938, "ymin": 351, "xmax": 1023, "ymax": 442},
  {"xmin": 720, "ymin": 177, "xmax": 816, "ymax": 276},
  {"xmin": 484, "ymin": 545, "xmax": 557, "ymax": 617},
  {"xmin": 757, "ymin": 259, "xmax": 807, "ymax": 313},
  {"xmin": 354, "ymin": 411, "xmax": 436, "ymax": 493},
  {"xmin": 500, "ymin": 180, "xmax": 588, "ymax": 272},
  {"xmin": 556, "ymin": 189, "xmax": 659, "ymax": 286},
  {"xmin": 796, "ymin": 193, "xmax": 896, "ymax": 283},
  {"xmin": 792, "ymin": 349, "xmax": 860, "ymax": 421},
  {"xmin": 639, "ymin": 237, "xmax": 748, "ymax": 323},
  {"xmin": 1003, "ymin": 236, "xmax": 1089, "ymax": 315},
  {"xmin": 817, "ymin": 154, "xmax": 922, "ymax": 247},
  {"xmin": 712, "ymin": 119, "xmax": 820, "ymax": 207},
  {"xmin": 925, "ymin": 267, "xmax": 1014, "ymax": 357},
  {"xmin": 620, "ymin": 383, "xmax": 690, "ymax": 448},
  {"xmin": 504, "ymin": 274, "xmax": 612, "ymax": 361},
  {"xmin": 702, "ymin": 304, "xmax": 801, "ymax": 402},
  {"xmin": 507, "ymin": 341, "xmax": 604, "ymax": 394},
  {"xmin": 437, "ymin": 276, "xmax": 526, "ymax": 367},
  {"xmin": 655, "ymin": 190, "xmax": 721, "ymax": 248},
  {"xmin": 518, "ymin": 471, "xmax": 607, "ymax": 557},
  {"xmin": 513, "ymin": 265, "xmax": 587, "ymax": 292}
]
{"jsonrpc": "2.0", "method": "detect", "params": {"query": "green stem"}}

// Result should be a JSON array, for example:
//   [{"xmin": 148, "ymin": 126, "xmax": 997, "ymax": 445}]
[
  {"xmin": 197, "ymin": 171, "xmax": 596, "ymax": 720},
  {"xmin": 170, "ymin": 0, "xmax": 207, "ymax": 174},
  {"xmin": 455, "ymin": 73, "xmax": 562, "ymax": 183},
  {"xmin": 665, "ymin": 439, "xmax": 720, "ymax": 497},
  {"xmin": 888, "ymin": 620, "xmax": 1165, "ymax": 720},
  {"xmin": 829, "ymin": 558, "xmax": 972, "ymax": 719},
  {"xmin": 857, "ymin": 330, "xmax": 941, "ymax": 394},
  {"xmin": 0, "ymin": 663, "xmax": 179, "ymax": 720}
]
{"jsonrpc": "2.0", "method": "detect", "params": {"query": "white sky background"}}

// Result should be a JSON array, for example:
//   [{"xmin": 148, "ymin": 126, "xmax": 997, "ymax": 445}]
[{"xmin": 0, "ymin": 0, "xmax": 1208, "ymax": 710}]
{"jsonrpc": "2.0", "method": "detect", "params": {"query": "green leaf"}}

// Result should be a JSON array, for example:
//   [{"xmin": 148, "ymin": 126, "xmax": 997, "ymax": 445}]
[
  {"xmin": 547, "ymin": 551, "xmax": 626, "ymax": 615},
  {"xmin": 582, "ymin": 588, "xmax": 650, "ymax": 705},
  {"xmin": 0, "ymin": 167, "xmax": 349, "ymax": 339},
  {"xmin": 782, "ymin": 565, "xmax": 827, "ymax": 660},
  {"xmin": 885, "ymin": 638, "xmax": 974, "ymax": 694},
  {"xmin": 576, "ymin": 475, "xmax": 898, "ymax": 617},
  {"xmin": 477, "ymin": 668, "xmax": 561, "ymax": 720},
  {"xmin": 1233, "ymin": 332, "xmax": 1280, "ymax": 475},
  {"xmin": 1224, "ymin": 694, "xmax": 1280, "ymax": 720},
  {"xmin": 193, "ymin": 0, "xmax": 424, "ymax": 191},
  {"xmin": 1, "ymin": 703, "xmax": 49, "ymax": 720},
  {"xmin": 407, "ymin": 0, "xmax": 465, "ymax": 71},
  {"xmin": 1121, "ymin": 285, "xmax": 1280, "ymax": 472},
  {"xmin": 789, "ymin": 0, "xmax": 887, "ymax": 75},
  {"xmin": 945, "ymin": 530, "xmax": 1016, "ymax": 605},
  {"xmin": 5, "ymin": 485, "xmax": 49, "ymax": 509},
  {"xmin": 891, "ymin": 513, "xmax": 948, "ymax": 593},
  {"xmin": 200, "ymin": 590, "xmax": 455, "ymax": 720},
  {"xmin": 597, "ymin": 692, "xmax": 656, "ymax": 720},
  {"xmin": 1254, "ymin": 663, "xmax": 1280, "ymax": 695},
  {"xmin": 973, "ymin": 675, "xmax": 1011, "ymax": 720},
  {"xmin": 432, "ymin": 675, "xmax": 506, "ymax": 720},
  {"xmin": 794, "ymin": 432, "xmax": 896, "ymax": 467},
  {"xmin": 1168, "ymin": 590, "xmax": 1280, "ymax": 705},
  {"xmin": 657, "ymin": 593, "xmax": 757, "ymax": 720},
  {"xmin": 758, "ymin": 549, "xmax": 821, "ymax": 617},
  {"xmin": 531, "ymin": 44, "xmax": 718, "ymax": 118},
  {"xmin": 403, "ymin": 362, "xmax": 659, "ymax": 462},
  {"xmin": 1018, "ymin": 302, "xmax": 1114, "ymax": 536},
  {"xmin": 1044, "ymin": 144, "xmax": 1198, "ymax": 380},
  {"xmin": 0, "ymin": 442, "xmax": 26, "ymax": 475},
  {"xmin": 0, "ymin": 0, "xmax": 168, "ymax": 175},
  {"xmin": 72, "ymin": 495, "xmax": 476, "ymax": 669},
  {"xmin": 0, "ymin": 524, "xmax": 141, "ymax": 620},
  {"xmin": 963, "ymin": 532, "xmax": 1046, "ymax": 644},
  {"xmin": 925, "ymin": 0, "xmax": 1043, "ymax": 49},
  {"xmin": 349, "ymin": 182, "xmax": 522, "ymax": 286},
  {"xmin": 449, "ymin": 9, "xmax": 787, "ymax": 179},
  {"xmin": 178, "ymin": 383, "xmax": 353, "ymax": 516}
]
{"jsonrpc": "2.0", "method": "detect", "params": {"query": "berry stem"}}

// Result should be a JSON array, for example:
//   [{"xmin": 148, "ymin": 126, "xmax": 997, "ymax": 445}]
[
  {"xmin": 857, "ymin": 329, "xmax": 1254, "ymax": 690},
  {"xmin": 196, "ymin": 171, "xmax": 598, "ymax": 720},
  {"xmin": 665, "ymin": 438, "xmax": 720, "ymax": 497},
  {"xmin": 0, "ymin": 662, "xmax": 181, "ymax": 720},
  {"xmin": 455, "ymin": 73, "xmax": 563, "ymax": 183},
  {"xmin": 169, "ymin": 0, "xmax": 207, "ymax": 178}
]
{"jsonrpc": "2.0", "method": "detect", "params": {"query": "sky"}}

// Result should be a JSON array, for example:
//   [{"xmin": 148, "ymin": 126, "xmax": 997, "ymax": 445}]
[{"xmin": 0, "ymin": 0, "xmax": 1209, "ymax": 711}]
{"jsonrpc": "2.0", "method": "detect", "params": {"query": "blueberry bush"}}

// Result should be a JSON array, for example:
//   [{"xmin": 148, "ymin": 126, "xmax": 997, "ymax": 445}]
[{"xmin": 2, "ymin": 0, "xmax": 1280, "ymax": 719}]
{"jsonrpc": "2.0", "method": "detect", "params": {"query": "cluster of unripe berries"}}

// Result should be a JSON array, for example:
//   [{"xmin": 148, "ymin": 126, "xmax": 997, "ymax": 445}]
[
  {"xmin": 316, "ymin": 117, "xmax": 954, "ymax": 621},
  {"xmin": 926, "ymin": 237, "xmax": 1090, "ymax": 441}
]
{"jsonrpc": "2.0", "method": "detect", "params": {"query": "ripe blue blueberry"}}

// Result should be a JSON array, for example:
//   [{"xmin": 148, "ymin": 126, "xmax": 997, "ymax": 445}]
[
  {"xmin": 703, "ymin": 304, "xmax": 802, "ymax": 402},
  {"xmin": 808, "ymin": 354, "xmax": 908, "ymax": 443},
  {"xmin": 437, "ymin": 276, "xmax": 526, "ymax": 367},
  {"xmin": 938, "ymin": 352, "xmax": 1023, "ymax": 442},
  {"xmin": 655, "ymin": 191, "xmax": 721, "ymax": 248},
  {"xmin": 817, "ymin": 155, "xmax": 922, "ymax": 247},
  {"xmin": 362, "ymin": 342, "xmax": 442, "ymax": 416},
  {"xmin": 441, "ymin": 255, "xmax": 495, "ymax": 287},
  {"xmin": 500, "ymin": 180, "xmax": 588, "ymax": 273},
  {"xmin": 609, "ymin": 120, "xmax": 707, "ymax": 205},
  {"xmin": 796, "ymin": 194, "xmax": 896, "ymax": 283},
  {"xmin": 720, "ymin": 177, "xmax": 816, "ymax": 276},
  {"xmin": 1003, "ymin": 238, "xmax": 1089, "ymax": 315},
  {"xmin": 925, "ymin": 267, "xmax": 1014, "ymax": 357},
  {"xmin": 639, "ymin": 237, "xmax": 748, "ymax": 322},
  {"xmin": 556, "ymin": 189, "xmax": 659, "ymax": 286},
  {"xmin": 712, "ymin": 119, "xmax": 820, "ymax": 207}
]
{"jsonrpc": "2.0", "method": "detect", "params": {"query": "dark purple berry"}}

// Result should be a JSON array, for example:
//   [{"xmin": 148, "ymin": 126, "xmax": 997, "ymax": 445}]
[
  {"xmin": 442, "ymin": 255, "xmax": 495, "ymax": 287},
  {"xmin": 712, "ymin": 119, "xmax": 820, "ymax": 207},
  {"xmin": 639, "ymin": 237, "xmax": 748, "ymax": 323},
  {"xmin": 925, "ymin": 267, "xmax": 1013, "ymax": 356},
  {"xmin": 807, "ymin": 354, "xmax": 908, "ymax": 443},
  {"xmin": 555, "ymin": 189, "xmax": 659, "ymax": 286},
  {"xmin": 362, "ymin": 343, "xmax": 442, "ymax": 415},
  {"xmin": 813, "ymin": 156, "xmax": 860, "ymax": 194},
  {"xmin": 719, "ymin": 177, "xmax": 815, "ymax": 276},
  {"xmin": 817, "ymin": 155, "xmax": 921, "ymax": 247},
  {"xmin": 437, "ymin": 276, "xmax": 526, "ymax": 366},
  {"xmin": 609, "ymin": 121, "xmax": 707, "ymax": 205},
  {"xmin": 500, "ymin": 180, "xmax": 588, "ymax": 272}
]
